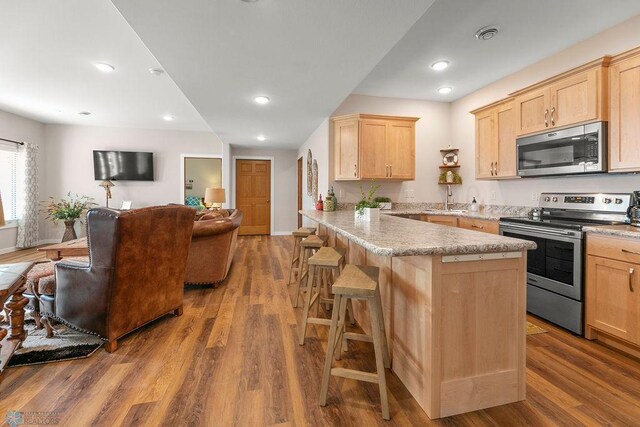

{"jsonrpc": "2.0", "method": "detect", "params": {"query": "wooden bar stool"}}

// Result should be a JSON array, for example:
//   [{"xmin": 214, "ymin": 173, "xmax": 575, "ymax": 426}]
[
  {"xmin": 287, "ymin": 227, "xmax": 316, "ymax": 286},
  {"xmin": 319, "ymin": 264, "xmax": 391, "ymax": 420},
  {"xmin": 293, "ymin": 234, "xmax": 328, "ymax": 308},
  {"xmin": 298, "ymin": 246, "xmax": 347, "ymax": 345}
]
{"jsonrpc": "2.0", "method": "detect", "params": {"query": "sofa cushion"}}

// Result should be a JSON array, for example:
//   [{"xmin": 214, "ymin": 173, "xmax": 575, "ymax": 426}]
[{"xmin": 200, "ymin": 212, "xmax": 224, "ymax": 221}]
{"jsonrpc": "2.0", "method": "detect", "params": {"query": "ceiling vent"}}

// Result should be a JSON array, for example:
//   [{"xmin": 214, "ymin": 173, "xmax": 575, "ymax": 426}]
[{"xmin": 475, "ymin": 26, "xmax": 499, "ymax": 40}]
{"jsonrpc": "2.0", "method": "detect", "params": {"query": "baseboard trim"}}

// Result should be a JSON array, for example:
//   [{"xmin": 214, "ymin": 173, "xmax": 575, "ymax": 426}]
[
  {"xmin": 271, "ymin": 231, "xmax": 294, "ymax": 236},
  {"xmin": 0, "ymin": 246, "xmax": 17, "ymax": 255}
]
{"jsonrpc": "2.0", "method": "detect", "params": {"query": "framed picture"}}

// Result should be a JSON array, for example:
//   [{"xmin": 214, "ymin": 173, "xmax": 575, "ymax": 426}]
[{"xmin": 120, "ymin": 200, "xmax": 132, "ymax": 210}]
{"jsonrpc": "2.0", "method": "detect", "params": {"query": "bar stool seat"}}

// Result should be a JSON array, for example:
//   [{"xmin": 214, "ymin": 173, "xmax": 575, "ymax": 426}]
[
  {"xmin": 319, "ymin": 264, "xmax": 391, "ymax": 420},
  {"xmin": 298, "ymin": 246, "xmax": 350, "ymax": 345},
  {"xmin": 287, "ymin": 227, "xmax": 316, "ymax": 286},
  {"xmin": 293, "ymin": 234, "xmax": 328, "ymax": 308}
]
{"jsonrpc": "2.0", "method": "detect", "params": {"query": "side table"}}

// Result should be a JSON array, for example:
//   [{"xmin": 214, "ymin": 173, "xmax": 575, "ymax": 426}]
[{"xmin": 0, "ymin": 262, "xmax": 33, "ymax": 376}]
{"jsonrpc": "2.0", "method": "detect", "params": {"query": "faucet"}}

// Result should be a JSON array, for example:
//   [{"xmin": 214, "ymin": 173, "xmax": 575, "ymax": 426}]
[{"xmin": 445, "ymin": 185, "xmax": 453, "ymax": 211}]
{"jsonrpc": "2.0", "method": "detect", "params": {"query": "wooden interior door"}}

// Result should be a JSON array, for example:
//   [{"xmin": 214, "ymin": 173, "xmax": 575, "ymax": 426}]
[
  {"xmin": 236, "ymin": 159, "xmax": 271, "ymax": 236},
  {"xmin": 387, "ymin": 120, "xmax": 415, "ymax": 179},
  {"xmin": 297, "ymin": 157, "xmax": 302, "ymax": 228}
]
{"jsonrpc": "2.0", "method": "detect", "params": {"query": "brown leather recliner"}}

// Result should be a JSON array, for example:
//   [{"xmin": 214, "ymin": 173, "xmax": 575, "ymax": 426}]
[
  {"xmin": 39, "ymin": 205, "xmax": 195, "ymax": 352},
  {"xmin": 184, "ymin": 209, "xmax": 243, "ymax": 285}
]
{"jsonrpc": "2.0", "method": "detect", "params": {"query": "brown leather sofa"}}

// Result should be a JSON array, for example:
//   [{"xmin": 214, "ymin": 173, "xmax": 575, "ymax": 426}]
[
  {"xmin": 39, "ymin": 205, "xmax": 195, "ymax": 352},
  {"xmin": 184, "ymin": 209, "xmax": 243, "ymax": 285}
]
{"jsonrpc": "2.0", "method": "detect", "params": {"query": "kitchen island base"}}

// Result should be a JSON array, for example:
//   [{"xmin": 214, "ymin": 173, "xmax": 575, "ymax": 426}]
[{"xmin": 317, "ymin": 223, "xmax": 527, "ymax": 419}]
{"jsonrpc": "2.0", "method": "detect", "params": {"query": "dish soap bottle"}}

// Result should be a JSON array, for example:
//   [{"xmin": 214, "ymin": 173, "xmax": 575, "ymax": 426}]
[
  {"xmin": 470, "ymin": 197, "xmax": 479, "ymax": 212},
  {"xmin": 327, "ymin": 186, "xmax": 337, "ymax": 211}
]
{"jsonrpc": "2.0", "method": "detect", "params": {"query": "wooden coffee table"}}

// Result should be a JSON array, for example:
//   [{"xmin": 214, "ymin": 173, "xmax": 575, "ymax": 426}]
[
  {"xmin": 38, "ymin": 237, "xmax": 88, "ymax": 260},
  {"xmin": 0, "ymin": 262, "xmax": 33, "ymax": 375}
]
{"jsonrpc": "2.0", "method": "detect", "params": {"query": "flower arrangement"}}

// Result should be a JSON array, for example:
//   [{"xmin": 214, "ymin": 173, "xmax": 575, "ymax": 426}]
[
  {"xmin": 355, "ymin": 183, "xmax": 380, "ymax": 215},
  {"xmin": 43, "ymin": 193, "xmax": 96, "ymax": 223}
]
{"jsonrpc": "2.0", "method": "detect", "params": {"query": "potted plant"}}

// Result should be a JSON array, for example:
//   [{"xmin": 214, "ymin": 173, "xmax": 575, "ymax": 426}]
[
  {"xmin": 438, "ymin": 170, "xmax": 463, "ymax": 184},
  {"xmin": 43, "ymin": 193, "xmax": 96, "ymax": 242},
  {"xmin": 355, "ymin": 183, "xmax": 380, "ymax": 221},
  {"xmin": 374, "ymin": 196, "xmax": 392, "ymax": 210}
]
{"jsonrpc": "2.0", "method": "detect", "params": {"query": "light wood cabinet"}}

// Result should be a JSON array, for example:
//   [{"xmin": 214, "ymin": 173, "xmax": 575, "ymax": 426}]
[
  {"xmin": 332, "ymin": 114, "xmax": 418, "ymax": 181},
  {"xmin": 458, "ymin": 217, "xmax": 499, "ymax": 234},
  {"xmin": 586, "ymin": 234, "xmax": 640, "ymax": 352},
  {"xmin": 472, "ymin": 99, "xmax": 517, "ymax": 179},
  {"xmin": 609, "ymin": 47, "xmax": 640, "ymax": 172},
  {"xmin": 511, "ymin": 58, "xmax": 609, "ymax": 137},
  {"xmin": 420, "ymin": 215, "xmax": 458, "ymax": 227}
]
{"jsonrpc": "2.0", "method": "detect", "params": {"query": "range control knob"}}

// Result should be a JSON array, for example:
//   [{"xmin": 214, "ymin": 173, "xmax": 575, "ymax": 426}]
[
  {"xmin": 552, "ymin": 197, "xmax": 558, "ymax": 202},
  {"xmin": 615, "ymin": 198, "xmax": 624, "ymax": 204},
  {"xmin": 603, "ymin": 198, "xmax": 612, "ymax": 204},
  {"xmin": 544, "ymin": 196, "xmax": 551, "ymax": 202}
]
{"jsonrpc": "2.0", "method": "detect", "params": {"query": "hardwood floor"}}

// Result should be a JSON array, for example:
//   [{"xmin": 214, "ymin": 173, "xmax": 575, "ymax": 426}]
[{"xmin": 1, "ymin": 236, "xmax": 640, "ymax": 426}]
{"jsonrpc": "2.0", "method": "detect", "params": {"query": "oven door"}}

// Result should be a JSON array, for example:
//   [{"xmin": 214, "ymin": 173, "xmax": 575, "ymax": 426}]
[
  {"xmin": 499, "ymin": 222, "xmax": 583, "ymax": 300},
  {"xmin": 516, "ymin": 122, "xmax": 606, "ymax": 177}
]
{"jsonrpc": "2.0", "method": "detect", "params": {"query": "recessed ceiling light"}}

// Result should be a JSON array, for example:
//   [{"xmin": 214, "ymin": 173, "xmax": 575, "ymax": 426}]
[
  {"xmin": 149, "ymin": 68, "xmax": 165, "ymax": 76},
  {"xmin": 437, "ymin": 87, "xmax": 452, "ymax": 95},
  {"xmin": 431, "ymin": 60, "xmax": 450, "ymax": 71},
  {"xmin": 162, "ymin": 114, "xmax": 174, "ymax": 121},
  {"xmin": 78, "ymin": 111, "xmax": 91, "ymax": 115},
  {"xmin": 254, "ymin": 96, "xmax": 270, "ymax": 105},
  {"xmin": 475, "ymin": 26, "xmax": 499, "ymax": 40},
  {"xmin": 257, "ymin": 135, "xmax": 266, "ymax": 141},
  {"xmin": 94, "ymin": 63, "xmax": 115, "ymax": 73}
]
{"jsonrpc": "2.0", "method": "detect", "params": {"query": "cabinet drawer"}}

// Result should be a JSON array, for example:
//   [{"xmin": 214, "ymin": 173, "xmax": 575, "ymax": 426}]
[
  {"xmin": 587, "ymin": 234, "xmax": 640, "ymax": 264},
  {"xmin": 424, "ymin": 215, "xmax": 458, "ymax": 227},
  {"xmin": 457, "ymin": 218, "xmax": 499, "ymax": 234}
]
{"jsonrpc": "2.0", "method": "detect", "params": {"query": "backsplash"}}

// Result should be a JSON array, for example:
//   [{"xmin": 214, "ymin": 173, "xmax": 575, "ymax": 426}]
[{"xmin": 337, "ymin": 202, "xmax": 531, "ymax": 217}]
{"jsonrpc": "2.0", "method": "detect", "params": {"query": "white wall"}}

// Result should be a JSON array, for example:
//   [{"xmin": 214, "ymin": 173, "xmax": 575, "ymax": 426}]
[
  {"xmin": 230, "ymin": 146, "xmax": 298, "ymax": 234},
  {"xmin": 298, "ymin": 119, "xmax": 330, "ymax": 211},
  {"xmin": 0, "ymin": 109, "xmax": 45, "ymax": 253},
  {"xmin": 42, "ymin": 124, "xmax": 223, "ymax": 240},
  {"xmin": 450, "ymin": 14, "xmax": 640, "ymax": 207},
  {"xmin": 184, "ymin": 157, "xmax": 222, "ymax": 198}
]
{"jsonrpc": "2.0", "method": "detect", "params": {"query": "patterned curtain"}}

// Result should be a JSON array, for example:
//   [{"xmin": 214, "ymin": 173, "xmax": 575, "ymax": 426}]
[{"xmin": 16, "ymin": 142, "xmax": 39, "ymax": 248}]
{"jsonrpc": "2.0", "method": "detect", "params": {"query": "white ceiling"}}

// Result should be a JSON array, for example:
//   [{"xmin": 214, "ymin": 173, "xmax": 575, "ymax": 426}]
[
  {"xmin": 111, "ymin": 0, "xmax": 435, "ymax": 148},
  {"xmin": 355, "ymin": 0, "xmax": 640, "ymax": 102},
  {"xmin": 0, "ymin": 0, "xmax": 210, "ymax": 131}
]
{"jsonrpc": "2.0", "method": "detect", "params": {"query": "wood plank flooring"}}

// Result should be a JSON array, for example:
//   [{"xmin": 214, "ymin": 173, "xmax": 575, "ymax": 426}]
[{"xmin": 1, "ymin": 236, "xmax": 640, "ymax": 426}]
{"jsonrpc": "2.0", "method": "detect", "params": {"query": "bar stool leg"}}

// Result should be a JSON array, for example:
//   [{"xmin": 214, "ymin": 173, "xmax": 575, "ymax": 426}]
[
  {"xmin": 369, "ymin": 296, "xmax": 390, "ymax": 420},
  {"xmin": 375, "ymin": 288, "xmax": 391, "ymax": 369},
  {"xmin": 294, "ymin": 247, "xmax": 310, "ymax": 308},
  {"xmin": 319, "ymin": 294, "xmax": 342, "ymax": 407},
  {"xmin": 287, "ymin": 236, "xmax": 300, "ymax": 285},
  {"xmin": 334, "ymin": 296, "xmax": 349, "ymax": 360},
  {"xmin": 298, "ymin": 264, "xmax": 317, "ymax": 345}
]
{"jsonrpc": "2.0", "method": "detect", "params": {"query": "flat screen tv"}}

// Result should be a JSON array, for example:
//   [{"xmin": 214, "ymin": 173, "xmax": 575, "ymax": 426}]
[{"xmin": 93, "ymin": 150, "xmax": 154, "ymax": 181}]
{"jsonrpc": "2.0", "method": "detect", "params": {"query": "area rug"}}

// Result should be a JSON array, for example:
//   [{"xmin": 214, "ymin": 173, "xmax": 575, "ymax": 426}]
[
  {"xmin": 526, "ymin": 321, "xmax": 548, "ymax": 335},
  {"xmin": 4, "ymin": 318, "xmax": 103, "ymax": 368}
]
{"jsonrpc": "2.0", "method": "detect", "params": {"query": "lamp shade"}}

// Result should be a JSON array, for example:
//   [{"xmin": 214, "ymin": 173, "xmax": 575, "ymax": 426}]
[
  {"xmin": 0, "ymin": 190, "xmax": 5, "ymax": 227},
  {"xmin": 204, "ymin": 187, "xmax": 225, "ymax": 204}
]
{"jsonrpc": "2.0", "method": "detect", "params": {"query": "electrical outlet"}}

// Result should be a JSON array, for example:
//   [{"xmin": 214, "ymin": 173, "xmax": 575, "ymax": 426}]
[
  {"xmin": 490, "ymin": 191, "xmax": 497, "ymax": 201},
  {"xmin": 405, "ymin": 189, "xmax": 415, "ymax": 200},
  {"xmin": 531, "ymin": 192, "xmax": 538, "ymax": 201}
]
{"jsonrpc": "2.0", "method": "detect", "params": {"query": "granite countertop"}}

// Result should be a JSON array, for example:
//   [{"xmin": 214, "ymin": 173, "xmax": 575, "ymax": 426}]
[
  {"xmin": 584, "ymin": 224, "xmax": 640, "ymax": 239},
  {"xmin": 383, "ymin": 209, "xmax": 503, "ymax": 221},
  {"xmin": 301, "ymin": 210, "xmax": 536, "ymax": 257}
]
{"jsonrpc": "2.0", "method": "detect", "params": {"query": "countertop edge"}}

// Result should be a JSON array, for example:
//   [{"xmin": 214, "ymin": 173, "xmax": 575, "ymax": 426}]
[{"xmin": 584, "ymin": 225, "xmax": 640, "ymax": 239}]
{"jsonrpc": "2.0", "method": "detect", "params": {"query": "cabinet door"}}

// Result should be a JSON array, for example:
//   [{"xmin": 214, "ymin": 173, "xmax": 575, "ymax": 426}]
[
  {"xmin": 610, "ymin": 54, "xmax": 640, "ymax": 172},
  {"xmin": 496, "ymin": 101, "xmax": 517, "ymax": 178},
  {"xmin": 359, "ymin": 119, "xmax": 388, "ymax": 179},
  {"xmin": 387, "ymin": 120, "xmax": 415, "ymax": 180},
  {"xmin": 334, "ymin": 119, "xmax": 360, "ymax": 180},
  {"xmin": 475, "ymin": 108, "xmax": 496, "ymax": 179},
  {"xmin": 426, "ymin": 216, "xmax": 458, "ymax": 227},
  {"xmin": 586, "ymin": 255, "xmax": 640, "ymax": 344},
  {"xmin": 514, "ymin": 88, "xmax": 550, "ymax": 136},
  {"xmin": 549, "ymin": 69, "xmax": 598, "ymax": 129}
]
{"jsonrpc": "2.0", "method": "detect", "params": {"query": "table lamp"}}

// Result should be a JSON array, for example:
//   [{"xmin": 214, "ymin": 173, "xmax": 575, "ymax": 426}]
[
  {"xmin": 0, "ymin": 191, "xmax": 5, "ymax": 227},
  {"xmin": 99, "ymin": 180, "xmax": 115, "ymax": 208},
  {"xmin": 204, "ymin": 187, "xmax": 225, "ymax": 210}
]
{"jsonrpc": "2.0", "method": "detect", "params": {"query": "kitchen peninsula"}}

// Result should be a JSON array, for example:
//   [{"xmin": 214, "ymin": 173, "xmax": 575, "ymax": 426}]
[{"xmin": 301, "ymin": 210, "xmax": 536, "ymax": 419}]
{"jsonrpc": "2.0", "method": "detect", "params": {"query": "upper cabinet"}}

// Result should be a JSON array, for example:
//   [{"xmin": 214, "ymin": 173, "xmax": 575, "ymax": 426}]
[
  {"xmin": 511, "ymin": 58, "xmax": 610, "ymax": 137},
  {"xmin": 471, "ymin": 98, "xmax": 517, "ymax": 179},
  {"xmin": 609, "ymin": 47, "xmax": 640, "ymax": 172},
  {"xmin": 332, "ymin": 114, "xmax": 419, "ymax": 181}
]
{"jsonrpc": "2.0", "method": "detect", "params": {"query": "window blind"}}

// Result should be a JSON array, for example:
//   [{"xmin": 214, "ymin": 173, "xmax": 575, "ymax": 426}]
[{"xmin": 0, "ymin": 143, "xmax": 18, "ymax": 221}]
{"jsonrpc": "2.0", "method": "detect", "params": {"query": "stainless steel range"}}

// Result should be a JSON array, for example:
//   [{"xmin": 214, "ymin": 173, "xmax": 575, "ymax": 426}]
[{"xmin": 499, "ymin": 192, "xmax": 633, "ymax": 335}]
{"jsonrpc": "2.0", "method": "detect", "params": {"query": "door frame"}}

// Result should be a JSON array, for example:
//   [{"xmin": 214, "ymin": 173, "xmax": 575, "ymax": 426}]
[
  {"xmin": 232, "ymin": 156, "xmax": 275, "ymax": 235},
  {"xmin": 179, "ymin": 154, "xmax": 225, "ymax": 207}
]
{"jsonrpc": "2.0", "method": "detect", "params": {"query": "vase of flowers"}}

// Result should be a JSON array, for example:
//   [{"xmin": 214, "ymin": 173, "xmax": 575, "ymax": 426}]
[
  {"xmin": 355, "ymin": 183, "xmax": 381, "ymax": 221},
  {"xmin": 43, "ymin": 193, "xmax": 96, "ymax": 242}
]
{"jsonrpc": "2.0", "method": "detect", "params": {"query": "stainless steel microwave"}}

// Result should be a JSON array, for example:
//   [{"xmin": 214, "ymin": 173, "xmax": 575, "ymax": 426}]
[{"xmin": 516, "ymin": 122, "xmax": 607, "ymax": 177}]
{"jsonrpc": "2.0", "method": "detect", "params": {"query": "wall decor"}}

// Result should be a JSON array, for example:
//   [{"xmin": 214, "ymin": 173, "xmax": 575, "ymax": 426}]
[
  {"xmin": 307, "ymin": 149, "xmax": 313, "ymax": 196},
  {"xmin": 312, "ymin": 159, "xmax": 318, "ymax": 203}
]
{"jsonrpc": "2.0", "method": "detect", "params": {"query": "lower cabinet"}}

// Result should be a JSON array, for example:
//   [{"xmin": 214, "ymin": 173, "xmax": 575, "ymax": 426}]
[
  {"xmin": 586, "ymin": 234, "xmax": 640, "ymax": 354},
  {"xmin": 458, "ymin": 218, "xmax": 499, "ymax": 234},
  {"xmin": 421, "ymin": 215, "xmax": 458, "ymax": 227}
]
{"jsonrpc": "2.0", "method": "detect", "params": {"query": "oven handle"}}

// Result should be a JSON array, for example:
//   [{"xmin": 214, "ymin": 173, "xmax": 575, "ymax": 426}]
[{"xmin": 499, "ymin": 222, "xmax": 582, "ymax": 239}]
